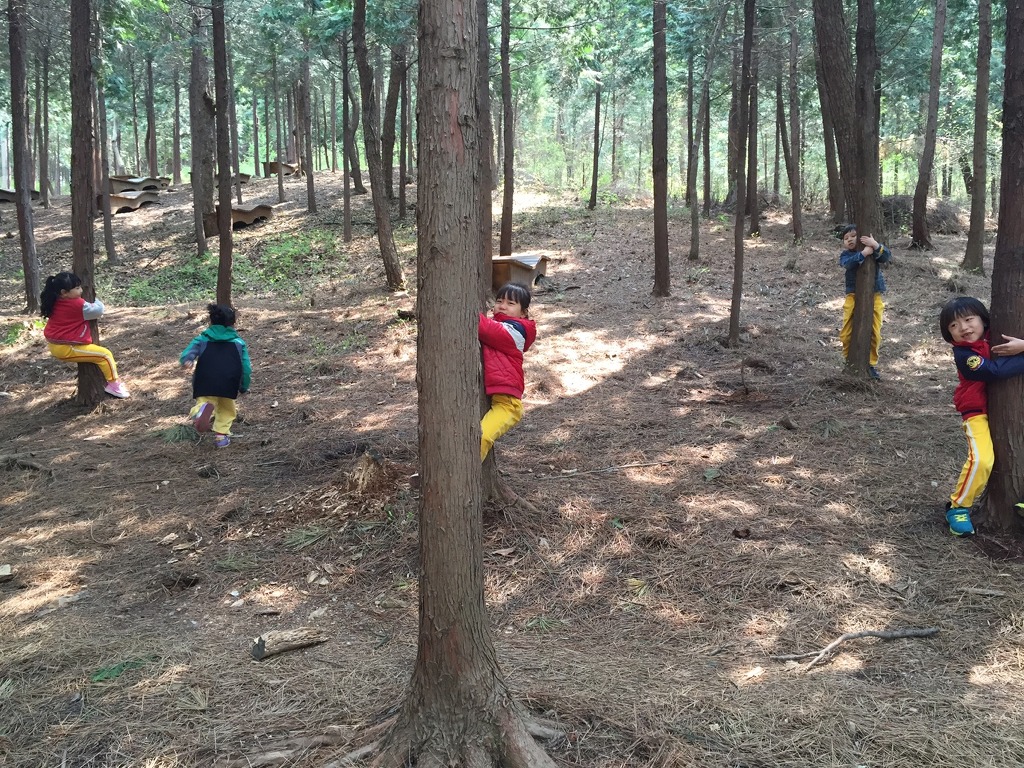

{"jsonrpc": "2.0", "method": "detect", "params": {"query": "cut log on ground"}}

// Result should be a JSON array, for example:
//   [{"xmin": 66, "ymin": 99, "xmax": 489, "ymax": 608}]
[{"xmin": 250, "ymin": 627, "xmax": 327, "ymax": 660}]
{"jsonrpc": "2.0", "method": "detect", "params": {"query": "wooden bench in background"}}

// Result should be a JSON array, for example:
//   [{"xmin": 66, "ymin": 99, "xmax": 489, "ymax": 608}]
[
  {"xmin": 102, "ymin": 190, "xmax": 160, "ymax": 214},
  {"xmin": 0, "ymin": 188, "xmax": 40, "ymax": 203},
  {"xmin": 216, "ymin": 172, "xmax": 252, "ymax": 186},
  {"xmin": 262, "ymin": 160, "xmax": 301, "ymax": 177},
  {"xmin": 203, "ymin": 202, "xmax": 274, "ymax": 236},
  {"xmin": 491, "ymin": 254, "xmax": 549, "ymax": 292},
  {"xmin": 109, "ymin": 175, "xmax": 163, "ymax": 193}
]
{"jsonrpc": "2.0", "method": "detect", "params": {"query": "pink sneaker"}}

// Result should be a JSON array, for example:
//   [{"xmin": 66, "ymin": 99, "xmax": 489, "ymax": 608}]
[
  {"xmin": 192, "ymin": 402, "xmax": 214, "ymax": 433},
  {"xmin": 103, "ymin": 380, "xmax": 130, "ymax": 399}
]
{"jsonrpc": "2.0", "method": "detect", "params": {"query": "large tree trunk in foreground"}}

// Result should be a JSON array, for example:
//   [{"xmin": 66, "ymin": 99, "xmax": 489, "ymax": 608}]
[
  {"xmin": 70, "ymin": 0, "xmax": 106, "ymax": 406},
  {"xmin": 353, "ymin": 0, "xmax": 406, "ymax": 291},
  {"xmin": 364, "ymin": 0, "xmax": 558, "ymax": 763},
  {"xmin": 985, "ymin": 0, "xmax": 1024, "ymax": 535}
]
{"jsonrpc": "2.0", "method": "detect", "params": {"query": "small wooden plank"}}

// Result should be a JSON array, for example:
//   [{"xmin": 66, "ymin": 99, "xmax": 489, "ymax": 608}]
[
  {"xmin": 0, "ymin": 188, "xmax": 40, "ymax": 203},
  {"xmin": 250, "ymin": 627, "xmax": 327, "ymax": 660},
  {"xmin": 262, "ymin": 160, "xmax": 300, "ymax": 177},
  {"xmin": 102, "ymin": 190, "xmax": 161, "ymax": 214},
  {"xmin": 203, "ymin": 203, "xmax": 274, "ymax": 236}
]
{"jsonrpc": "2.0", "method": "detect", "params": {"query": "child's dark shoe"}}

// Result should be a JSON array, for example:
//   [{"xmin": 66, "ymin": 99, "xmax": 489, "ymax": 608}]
[
  {"xmin": 192, "ymin": 402, "xmax": 214, "ymax": 433},
  {"xmin": 868, "ymin": 366, "xmax": 882, "ymax": 380},
  {"xmin": 214, "ymin": 434, "xmax": 231, "ymax": 448},
  {"xmin": 946, "ymin": 506, "xmax": 975, "ymax": 536}
]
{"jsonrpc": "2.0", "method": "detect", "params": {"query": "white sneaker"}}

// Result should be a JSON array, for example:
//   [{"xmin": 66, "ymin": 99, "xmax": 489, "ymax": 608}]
[{"xmin": 103, "ymin": 380, "xmax": 130, "ymax": 399}]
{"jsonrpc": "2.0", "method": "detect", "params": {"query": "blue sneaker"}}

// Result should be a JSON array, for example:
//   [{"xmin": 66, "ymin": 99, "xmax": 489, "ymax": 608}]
[
  {"xmin": 868, "ymin": 366, "xmax": 882, "ymax": 380},
  {"xmin": 946, "ymin": 506, "xmax": 975, "ymax": 536}
]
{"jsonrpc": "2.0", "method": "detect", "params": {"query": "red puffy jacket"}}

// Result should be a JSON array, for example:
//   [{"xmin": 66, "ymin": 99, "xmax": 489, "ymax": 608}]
[{"xmin": 479, "ymin": 312, "xmax": 536, "ymax": 398}]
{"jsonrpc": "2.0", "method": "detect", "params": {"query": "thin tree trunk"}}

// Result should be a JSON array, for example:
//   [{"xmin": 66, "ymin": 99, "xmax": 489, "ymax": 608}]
[
  {"xmin": 587, "ymin": 82, "xmax": 600, "ymax": 211},
  {"xmin": 499, "ymin": 0, "xmax": 515, "ymax": 253},
  {"xmin": 212, "ymin": 0, "xmax": 233, "ymax": 306},
  {"xmin": 746, "ymin": 45, "xmax": 760, "ymax": 237},
  {"xmin": 145, "ymin": 55, "xmax": 157, "ymax": 176},
  {"xmin": 910, "ymin": 0, "xmax": 947, "ymax": 250},
  {"xmin": 962, "ymin": 0, "xmax": 991, "ymax": 273},
  {"xmin": 652, "ymin": 0, "xmax": 670, "ymax": 296},
  {"xmin": 814, "ymin": 44, "xmax": 844, "ymax": 223},
  {"xmin": 353, "ymin": 0, "xmax": 405, "ymax": 290},
  {"xmin": 729, "ymin": 0, "xmax": 755, "ymax": 347},
  {"xmin": 9, "ymin": 0, "xmax": 39, "ymax": 312},
  {"xmin": 787, "ymin": 0, "xmax": 803, "ymax": 240},
  {"xmin": 341, "ymin": 37, "xmax": 352, "ymax": 242},
  {"xmin": 172, "ymin": 67, "xmax": 182, "ymax": 185},
  {"xmin": 189, "ymin": 5, "xmax": 213, "ymax": 256}
]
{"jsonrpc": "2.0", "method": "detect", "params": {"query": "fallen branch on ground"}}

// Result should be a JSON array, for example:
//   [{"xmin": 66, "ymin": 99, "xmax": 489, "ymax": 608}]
[
  {"xmin": 771, "ymin": 627, "xmax": 940, "ymax": 671},
  {"xmin": 535, "ymin": 460, "xmax": 675, "ymax": 480},
  {"xmin": 1, "ymin": 455, "xmax": 53, "ymax": 478}
]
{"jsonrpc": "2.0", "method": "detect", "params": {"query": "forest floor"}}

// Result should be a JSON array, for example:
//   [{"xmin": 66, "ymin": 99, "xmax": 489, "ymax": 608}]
[{"xmin": 2, "ymin": 172, "xmax": 1024, "ymax": 768}]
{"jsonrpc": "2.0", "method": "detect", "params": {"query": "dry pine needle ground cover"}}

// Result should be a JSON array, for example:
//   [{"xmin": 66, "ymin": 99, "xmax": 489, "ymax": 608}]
[{"xmin": 2, "ymin": 175, "xmax": 1024, "ymax": 767}]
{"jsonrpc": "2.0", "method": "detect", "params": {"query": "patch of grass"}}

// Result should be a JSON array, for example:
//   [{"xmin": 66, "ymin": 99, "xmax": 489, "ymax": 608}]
[
  {"xmin": 118, "ymin": 251, "xmax": 220, "ymax": 304},
  {"xmin": 154, "ymin": 424, "xmax": 197, "ymax": 443},
  {"xmin": 214, "ymin": 553, "xmax": 258, "ymax": 572},
  {"xmin": 2, "ymin": 319, "xmax": 43, "ymax": 346},
  {"xmin": 284, "ymin": 525, "xmax": 331, "ymax": 551}
]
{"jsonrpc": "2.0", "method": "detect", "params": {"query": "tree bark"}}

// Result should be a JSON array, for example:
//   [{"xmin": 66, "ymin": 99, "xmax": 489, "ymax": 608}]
[
  {"xmin": 729, "ymin": 0, "xmax": 755, "ymax": 347},
  {"xmin": 985, "ymin": 0, "xmax": 1024, "ymax": 535},
  {"xmin": 813, "ymin": 0, "xmax": 884, "ymax": 376},
  {"xmin": 341, "ymin": 44, "xmax": 368, "ymax": 195},
  {"xmin": 353, "ymin": 0, "xmax": 406, "ymax": 291},
  {"xmin": 652, "ymin": 0, "xmax": 669, "ymax": 297},
  {"xmin": 685, "ymin": 8, "xmax": 726, "ymax": 260},
  {"xmin": 300, "ymin": 10, "xmax": 317, "ymax": 214},
  {"xmin": 189, "ymin": 6, "xmax": 213, "ymax": 256},
  {"xmin": 500, "ymin": 0, "xmax": 515, "ymax": 252},
  {"xmin": 145, "ymin": 55, "xmax": 158, "ymax": 176},
  {"xmin": 963, "ymin": 0, "xmax": 992, "ymax": 273},
  {"xmin": 341, "ymin": 37, "xmax": 352, "ymax": 242},
  {"xmin": 212, "ymin": 0, "xmax": 233, "ymax": 306},
  {"xmin": 369, "ymin": 0, "xmax": 557, "ymax": 762},
  {"xmin": 172, "ymin": 67, "xmax": 183, "ymax": 185},
  {"xmin": 587, "ymin": 82, "xmax": 600, "ymax": 211},
  {"xmin": 746, "ymin": 45, "xmax": 760, "ymax": 238},
  {"xmin": 814, "ymin": 43, "xmax": 844, "ymax": 224},
  {"xmin": 910, "ymin": 0, "xmax": 946, "ymax": 250},
  {"xmin": 382, "ymin": 44, "xmax": 406, "ymax": 200},
  {"xmin": 9, "ymin": 0, "xmax": 39, "ymax": 313},
  {"xmin": 787, "ymin": 0, "xmax": 803, "ymax": 240},
  {"xmin": 70, "ymin": 0, "xmax": 106, "ymax": 406}
]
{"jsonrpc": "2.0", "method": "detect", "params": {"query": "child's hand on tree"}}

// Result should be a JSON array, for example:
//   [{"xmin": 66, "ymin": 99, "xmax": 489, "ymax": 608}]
[
  {"xmin": 860, "ymin": 234, "xmax": 880, "ymax": 254},
  {"xmin": 991, "ymin": 334, "xmax": 1024, "ymax": 356}
]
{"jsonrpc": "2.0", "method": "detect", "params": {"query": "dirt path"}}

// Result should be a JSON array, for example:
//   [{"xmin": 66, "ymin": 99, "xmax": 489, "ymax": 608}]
[{"xmin": 2, "ymin": 179, "xmax": 1023, "ymax": 767}]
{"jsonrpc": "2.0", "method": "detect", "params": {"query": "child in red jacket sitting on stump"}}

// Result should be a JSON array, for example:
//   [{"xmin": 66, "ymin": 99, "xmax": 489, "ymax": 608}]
[
  {"xmin": 40, "ymin": 271, "xmax": 130, "ymax": 398},
  {"xmin": 479, "ymin": 282, "xmax": 537, "ymax": 461}
]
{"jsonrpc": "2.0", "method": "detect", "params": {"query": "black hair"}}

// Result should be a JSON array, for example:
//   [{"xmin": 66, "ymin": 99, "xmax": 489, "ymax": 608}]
[
  {"xmin": 495, "ymin": 282, "xmax": 532, "ymax": 316},
  {"xmin": 939, "ymin": 296, "xmax": 989, "ymax": 343},
  {"xmin": 208, "ymin": 303, "xmax": 237, "ymax": 327},
  {"xmin": 839, "ymin": 224, "xmax": 858, "ymax": 238},
  {"xmin": 40, "ymin": 271, "xmax": 83, "ymax": 318}
]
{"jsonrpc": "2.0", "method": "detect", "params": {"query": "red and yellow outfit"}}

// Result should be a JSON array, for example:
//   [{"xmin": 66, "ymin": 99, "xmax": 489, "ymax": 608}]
[
  {"xmin": 479, "ymin": 312, "xmax": 536, "ymax": 460},
  {"xmin": 948, "ymin": 335, "xmax": 1024, "ymax": 508},
  {"xmin": 43, "ymin": 297, "xmax": 119, "ymax": 382}
]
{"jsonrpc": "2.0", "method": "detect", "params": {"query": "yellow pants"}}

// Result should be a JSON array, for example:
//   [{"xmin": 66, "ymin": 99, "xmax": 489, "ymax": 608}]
[
  {"xmin": 951, "ymin": 414, "xmax": 994, "ymax": 509},
  {"xmin": 190, "ymin": 396, "xmax": 238, "ymax": 436},
  {"xmin": 840, "ymin": 293, "xmax": 884, "ymax": 366},
  {"xmin": 480, "ymin": 394, "xmax": 523, "ymax": 461},
  {"xmin": 47, "ymin": 342, "xmax": 118, "ymax": 382}
]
